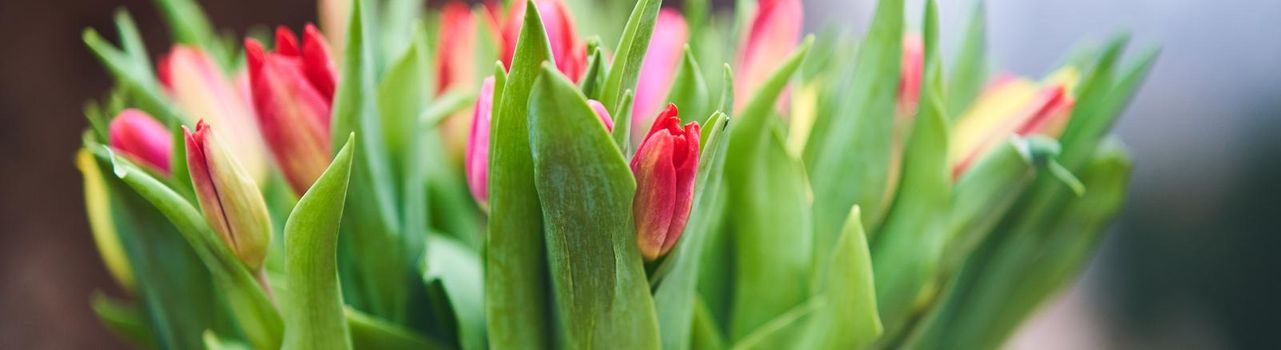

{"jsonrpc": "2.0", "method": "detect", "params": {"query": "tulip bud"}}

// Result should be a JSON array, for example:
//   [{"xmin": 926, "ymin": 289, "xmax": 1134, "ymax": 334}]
[
  {"xmin": 951, "ymin": 68, "xmax": 1080, "ymax": 177},
  {"xmin": 465, "ymin": 77, "xmax": 497, "ymax": 208},
  {"xmin": 157, "ymin": 45, "xmax": 269, "ymax": 182},
  {"xmin": 245, "ymin": 25, "xmax": 338, "ymax": 195},
  {"xmin": 438, "ymin": 2, "xmax": 480, "ymax": 94},
  {"xmin": 631, "ymin": 104, "xmax": 700, "ymax": 261},
  {"xmin": 466, "ymin": 78, "xmax": 614, "ymax": 208},
  {"xmin": 184, "ymin": 121, "xmax": 273, "ymax": 272},
  {"xmin": 896, "ymin": 34, "xmax": 925, "ymax": 120},
  {"xmin": 735, "ymin": 0, "xmax": 802, "ymax": 110},
  {"xmin": 632, "ymin": 9, "xmax": 688, "ymax": 134},
  {"xmin": 501, "ymin": 0, "xmax": 585, "ymax": 81},
  {"xmin": 109, "ymin": 109, "xmax": 173, "ymax": 175}
]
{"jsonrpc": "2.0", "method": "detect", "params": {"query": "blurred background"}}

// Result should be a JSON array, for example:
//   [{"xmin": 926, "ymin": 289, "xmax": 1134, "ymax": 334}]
[{"xmin": 1, "ymin": 0, "xmax": 1276, "ymax": 348}]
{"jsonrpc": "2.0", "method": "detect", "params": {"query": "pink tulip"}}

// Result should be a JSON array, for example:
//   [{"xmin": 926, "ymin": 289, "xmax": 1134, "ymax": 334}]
[
  {"xmin": 632, "ymin": 9, "xmax": 688, "ymax": 140},
  {"xmin": 500, "ymin": 0, "xmax": 585, "ymax": 81},
  {"xmin": 184, "ymin": 121, "xmax": 272, "ymax": 271},
  {"xmin": 109, "ymin": 109, "xmax": 173, "ymax": 175},
  {"xmin": 735, "ymin": 0, "xmax": 802, "ymax": 110},
  {"xmin": 438, "ymin": 2, "xmax": 480, "ymax": 94},
  {"xmin": 952, "ymin": 80, "xmax": 1077, "ymax": 178},
  {"xmin": 631, "ymin": 104, "xmax": 700, "ymax": 261},
  {"xmin": 587, "ymin": 99, "xmax": 615, "ymax": 132},
  {"xmin": 157, "ymin": 45, "xmax": 268, "ymax": 181},
  {"xmin": 465, "ymin": 77, "xmax": 497, "ymax": 208},
  {"xmin": 245, "ymin": 24, "xmax": 338, "ymax": 195}
]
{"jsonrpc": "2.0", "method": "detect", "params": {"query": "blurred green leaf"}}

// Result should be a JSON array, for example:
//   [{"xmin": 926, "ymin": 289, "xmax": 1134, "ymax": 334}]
[
  {"xmin": 600, "ymin": 0, "xmax": 662, "ymax": 114},
  {"xmin": 151, "ymin": 0, "xmax": 230, "ymax": 67},
  {"xmin": 82, "ymin": 12, "xmax": 183, "ymax": 126},
  {"xmin": 653, "ymin": 112, "xmax": 729, "ymax": 350},
  {"xmin": 91, "ymin": 292, "xmax": 155, "ymax": 348},
  {"xmin": 610, "ymin": 89, "xmax": 636, "ymax": 155},
  {"xmin": 870, "ymin": 0, "xmax": 950, "ymax": 340},
  {"xmin": 690, "ymin": 296, "xmax": 727, "ymax": 350},
  {"xmin": 204, "ymin": 330, "xmax": 251, "ymax": 350},
  {"xmin": 529, "ymin": 64, "xmax": 661, "ymax": 349},
  {"xmin": 347, "ymin": 307, "xmax": 451, "ymax": 350},
  {"xmin": 799, "ymin": 207, "xmax": 882, "ymax": 349},
  {"xmin": 806, "ymin": 0, "xmax": 903, "ymax": 245},
  {"xmin": 941, "ymin": 137, "xmax": 1040, "ymax": 272},
  {"xmin": 730, "ymin": 298, "xmax": 821, "ymax": 350},
  {"xmin": 423, "ymin": 234, "xmax": 487, "ymax": 350},
  {"xmin": 486, "ymin": 2, "xmax": 555, "ymax": 347},
  {"xmin": 282, "ymin": 136, "xmax": 356, "ymax": 350},
  {"xmin": 724, "ymin": 37, "xmax": 813, "ymax": 345},
  {"xmin": 580, "ymin": 47, "xmax": 608, "ymax": 100},
  {"xmin": 946, "ymin": 0, "xmax": 989, "ymax": 118},
  {"xmin": 667, "ymin": 46, "xmax": 711, "ymax": 125}
]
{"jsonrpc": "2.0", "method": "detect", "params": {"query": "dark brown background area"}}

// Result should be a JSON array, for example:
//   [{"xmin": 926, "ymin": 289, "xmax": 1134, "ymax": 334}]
[{"xmin": 0, "ymin": 0, "xmax": 315, "ymax": 347}]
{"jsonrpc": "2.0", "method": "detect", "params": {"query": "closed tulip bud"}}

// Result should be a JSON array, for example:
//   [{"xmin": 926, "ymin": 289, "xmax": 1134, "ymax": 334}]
[
  {"xmin": 465, "ymin": 78, "xmax": 613, "ymax": 208},
  {"xmin": 951, "ymin": 68, "xmax": 1080, "ymax": 177},
  {"xmin": 438, "ymin": 2, "xmax": 481, "ymax": 94},
  {"xmin": 109, "ymin": 109, "xmax": 173, "ymax": 175},
  {"xmin": 185, "ymin": 121, "xmax": 273, "ymax": 272},
  {"xmin": 158, "ymin": 45, "xmax": 268, "ymax": 182},
  {"xmin": 631, "ymin": 104, "xmax": 700, "ymax": 261},
  {"xmin": 632, "ymin": 9, "xmax": 688, "ymax": 134},
  {"xmin": 245, "ymin": 24, "xmax": 338, "ymax": 195},
  {"xmin": 735, "ymin": 0, "xmax": 802, "ymax": 110},
  {"xmin": 501, "ymin": 0, "xmax": 585, "ymax": 81},
  {"xmin": 465, "ymin": 77, "xmax": 497, "ymax": 208}
]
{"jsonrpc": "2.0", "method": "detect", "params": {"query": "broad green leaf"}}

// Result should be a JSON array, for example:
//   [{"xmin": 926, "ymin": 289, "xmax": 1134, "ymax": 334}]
[
  {"xmin": 941, "ymin": 137, "xmax": 1042, "ymax": 272},
  {"xmin": 282, "ymin": 136, "xmax": 356, "ymax": 350},
  {"xmin": 800, "ymin": 206, "xmax": 882, "ymax": 349},
  {"xmin": 91, "ymin": 292, "xmax": 154, "ymax": 348},
  {"xmin": 653, "ymin": 112, "xmax": 729, "ymax": 350},
  {"xmin": 667, "ymin": 46, "xmax": 711, "ymax": 125},
  {"xmin": 331, "ymin": 0, "xmax": 410, "ymax": 322},
  {"xmin": 486, "ymin": 2, "xmax": 555, "ymax": 347},
  {"xmin": 379, "ymin": 0, "xmax": 424, "ymax": 66},
  {"xmin": 423, "ymin": 234, "xmax": 487, "ymax": 350},
  {"xmin": 529, "ymin": 65, "xmax": 661, "ymax": 349},
  {"xmin": 1056, "ymin": 34, "xmax": 1130, "ymax": 170},
  {"xmin": 204, "ymin": 331, "xmax": 251, "ymax": 350},
  {"xmin": 870, "ymin": 0, "xmax": 950, "ymax": 340},
  {"xmin": 947, "ymin": 0, "xmax": 989, "ymax": 118},
  {"xmin": 99, "ymin": 148, "xmax": 282, "ymax": 349},
  {"xmin": 600, "ymin": 0, "xmax": 662, "ymax": 113},
  {"xmin": 806, "ymin": 0, "xmax": 903, "ymax": 244},
  {"xmin": 378, "ymin": 28, "xmax": 431, "ymax": 173},
  {"xmin": 347, "ymin": 308, "xmax": 451, "ymax": 350},
  {"xmin": 725, "ymin": 38, "xmax": 814, "ymax": 344},
  {"xmin": 1061, "ymin": 43, "xmax": 1159, "ymax": 170}
]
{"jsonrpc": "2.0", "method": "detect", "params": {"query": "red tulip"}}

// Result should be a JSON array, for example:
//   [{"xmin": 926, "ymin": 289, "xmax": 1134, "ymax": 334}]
[
  {"xmin": 109, "ymin": 109, "xmax": 173, "ymax": 175},
  {"xmin": 184, "ymin": 121, "xmax": 272, "ymax": 271},
  {"xmin": 951, "ymin": 70, "xmax": 1079, "ymax": 177},
  {"xmin": 632, "ymin": 9, "xmax": 688, "ymax": 140},
  {"xmin": 500, "ymin": 0, "xmax": 585, "ymax": 81},
  {"xmin": 245, "ymin": 24, "xmax": 338, "ymax": 195},
  {"xmin": 631, "ymin": 104, "xmax": 700, "ymax": 261},
  {"xmin": 157, "ymin": 45, "xmax": 268, "ymax": 181},
  {"xmin": 896, "ymin": 34, "xmax": 925, "ymax": 120},
  {"xmin": 735, "ymin": 0, "xmax": 802, "ymax": 110}
]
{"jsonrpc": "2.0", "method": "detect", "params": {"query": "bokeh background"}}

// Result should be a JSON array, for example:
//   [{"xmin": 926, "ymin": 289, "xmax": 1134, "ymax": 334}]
[{"xmin": 1, "ymin": 0, "xmax": 1276, "ymax": 348}]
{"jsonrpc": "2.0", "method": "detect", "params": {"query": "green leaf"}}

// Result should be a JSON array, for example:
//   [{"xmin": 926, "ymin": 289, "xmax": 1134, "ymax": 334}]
[
  {"xmin": 730, "ymin": 298, "xmax": 821, "ymax": 350},
  {"xmin": 800, "ymin": 206, "xmax": 882, "ymax": 349},
  {"xmin": 580, "ymin": 47, "xmax": 608, "ymax": 100},
  {"xmin": 1060, "ymin": 42, "xmax": 1159, "ymax": 170},
  {"xmin": 91, "ymin": 292, "xmax": 154, "ymax": 348},
  {"xmin": 941, "ymin": 137, "xmax": 1041, "ymax": 272},
  {"xmin": 423, "ymin": 234, "xmax": 487, "ymax": 350},
  {"xmin": 529, "ymin": 64, "xmax": 661, "ymax": 349},
  {"xmin": 806, "ymin": 0, "xmax": 903, "ymax": 244},
  {"xmin": 82, "ymin": 13, "xmax": 183, "ymax": 126},
  {"xmin": 347, "ymin": 308, "xmax": 451, "ymax": 350},
  {"xmin": 151, "ymin": 0, "xmax": 229, "ymax": 66},
  {"xmin": 653, "ymin": 112, "xmax": 729, "ymax": 350},
  {"xmin": 869, "ymin": 0, "xmax": 950, "ymax": 340},
  {"xmin": 99, "ymin": 148, "xmax": 283, "ymax": 349},
  {"xmin": 667, "ymin": 46, "xmax": 711, "ymax": 125},
  {"xmin": 282, "ymin": 135, "xmax": 356, "ymax": 350},
  {"xmin": 204, "ymin": 331, "xmax": 251, "ymax": 350},
  {"xmin": 600, "ymin": 0, "xmax": 662, "ymax": 113},
  {"xmin": 610, "ymin": 89, "xmax": 636, "ymax": 155},
  {"xmin": 486, "ymin": 1, "xmax": 555, "ymax": 347},
  {"xmin": 690, "ymin": 296, "xmax": 727, "ymax": 350},
  {"xmin": 716, "ymin": 64, "xmax": 734, "ymax": 116},
  {"xmin": 911, "ymin": 140, "xmax": 1134, "ymax": 350},
  {"xmin": 331, "ymin": 0, "xmax": 410, "ymax": 322},
  {"xmin": 946, "ymin": 0, "xmax": 989, "ymax": 118},
  {"xmin": 724, "ymin": 38, "xmax": 814, "ymax": 344}
]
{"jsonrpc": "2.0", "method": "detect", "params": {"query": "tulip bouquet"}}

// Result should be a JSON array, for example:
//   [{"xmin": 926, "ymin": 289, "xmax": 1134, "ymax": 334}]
[{"xmin": 76, "ymin": 0, "xmax": 1156, "ymax": 348}]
